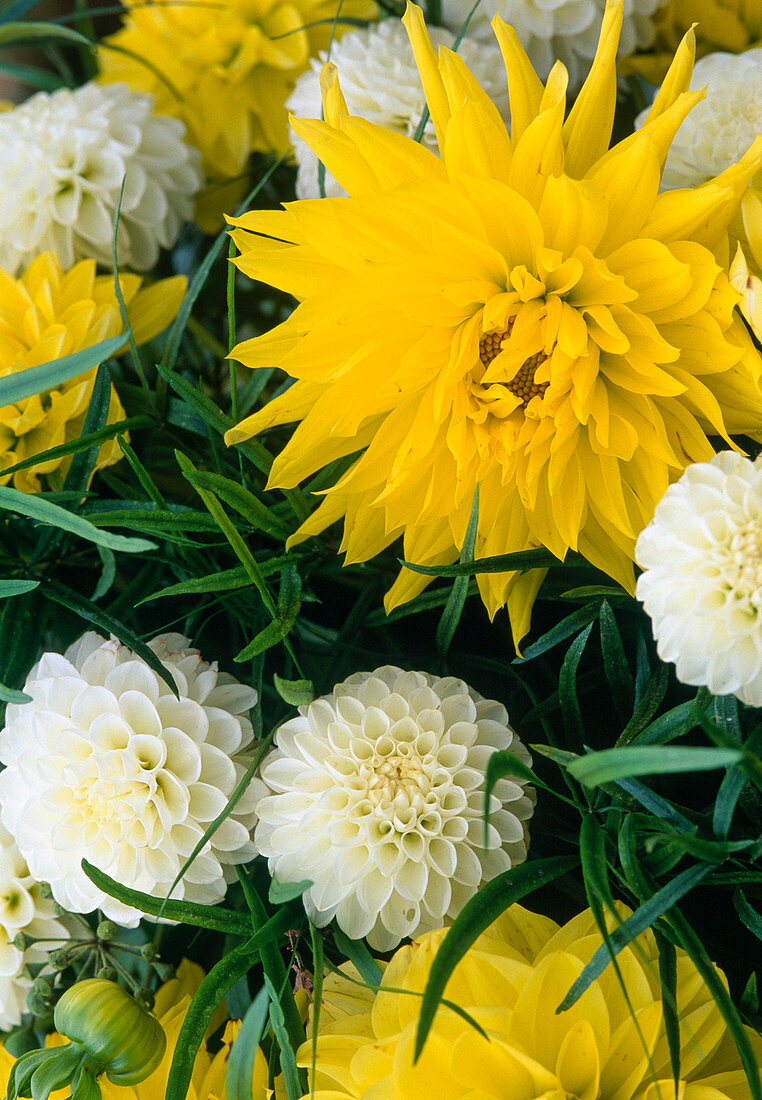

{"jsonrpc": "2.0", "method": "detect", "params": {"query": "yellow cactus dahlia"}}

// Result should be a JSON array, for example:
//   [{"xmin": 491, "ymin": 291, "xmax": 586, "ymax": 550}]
[
  {"xmin": 226, "ymin": 0, "xmax": 762, "ymax": 647},
  {"xmin": 0, "ymin": 253, "xmax": 185, "ymax": 492},
  {"xmin": 299, "ymin": 903, "xmax": 762, "ymax": 1099},
  {"xmin": 628, "ymin": 0, "xmax": 762, "ymax": 82},
  {"xmin": 98, "ymin": 0, "xmax": 377, "ymax": 182}
]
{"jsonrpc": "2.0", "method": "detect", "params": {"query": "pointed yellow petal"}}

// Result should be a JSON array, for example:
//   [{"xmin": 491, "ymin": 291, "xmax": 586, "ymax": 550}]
[
  {"xmin": 401, "ymin": 2, "xmax": 451, "ymax": 150},
  {"xmin": 127, "ymin": 275, "xmax": 186, "ymax": 346},
  {"xmin": 562, "ymin": 0, "xmax": 623, "ymax": 178},
  {"xmin": 319, "ymin": 61, "xmax": 349, "ymax": 126},
  {"xmin": 640, "ymin": 25, "xmax": 696, "ymax": 123},
  {"xmin": 490, "ymin": 15, "xmax": 542, "ymax": 146}
]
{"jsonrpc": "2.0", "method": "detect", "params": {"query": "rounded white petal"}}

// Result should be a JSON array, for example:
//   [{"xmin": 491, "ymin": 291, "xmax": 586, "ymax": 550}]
[
  {"xmin": 0, "ymin": 633, "xmax": 259, "ymax": 924},
  {"xmin": 636, "ymin": 453, "xmax": 762, "ymax": 706},
  {"xmin": 255, "ymin": 666, "xmax": 534, "ymax": 950},
  {"xmin": 0, "ymin": 82, "xmax": 203, "ymax": 275}
]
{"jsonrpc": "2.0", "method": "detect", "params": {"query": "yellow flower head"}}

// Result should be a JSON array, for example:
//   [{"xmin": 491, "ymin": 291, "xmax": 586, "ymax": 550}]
[
  {"xmin": 225, "ymin": 0, "xmax": 762, "ymax": 647},
  {"xmin": 0, "ymin": 961, "xmax": 270, "ymax": 1100},
  {"xmin": 0, "ymin": 252, "xmax": 185, "ymax": 492},
  {"xmin": 300, "ymin": 903, "xmax": 762, "ymax": 1099},
  {"xmin": 98, "ymin": 0, "xmax": 377, "ymax": 182},
  {"xmin": 628, "ymin": 0, "xmax": 762, "ymax": 82}
]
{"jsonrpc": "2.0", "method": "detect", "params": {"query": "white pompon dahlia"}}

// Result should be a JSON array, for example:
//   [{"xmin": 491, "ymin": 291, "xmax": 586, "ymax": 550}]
[
  {"xmin": 286, "ymin": 19, "xmax": 510, "ymax": 199},
  {"xmin": 0, "ymin": 632, "xmax": 264, "ymax": 926},
  {"xmin": 0, "ymin": 82, "xmax": 203, "ymax": 275},
  {"xmin": 0, "ymin": 824, "xmax": 71, "ymax": 1030},
  {"xmin": 643, "ymin": 49, "xmax": 762, "ymax": 191},
  {"xmin": 636, "ymin": 453, "xmax": 762, "ymax": 705},
  {"xmin": 255, "ymin": 667, "xmax": 535, "ymax": 951},
  {"xmin": 439, "ymin": 0, "xmax": 661, "ymax": 88}
]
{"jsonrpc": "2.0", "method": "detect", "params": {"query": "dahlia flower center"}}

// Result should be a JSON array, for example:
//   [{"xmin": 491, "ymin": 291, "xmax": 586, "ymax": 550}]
[
  {"xmin": 477, "ymin": 322, "xmax": 550, "ymax": 408},
  {"xmin": 367, "ymin": 754, "xmax": 427, "ymax": 803},
  {"xmin": 727, "ymin": 523, "xmax": 762, "ymax": 609}
]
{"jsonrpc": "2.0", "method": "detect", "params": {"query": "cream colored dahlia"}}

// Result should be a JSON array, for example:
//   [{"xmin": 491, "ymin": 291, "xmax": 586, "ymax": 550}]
[
  {"xmin": 0, "ymin": 82, "xmax": 202, "ymax": 275},
  {"xmin": 255, "ymin": 666, "xmax": 535, "ymax": 951},
  {"xmin": 0, "ymin": 632, "xmax": 264, "ymax": 926},
  {"xmin": 439, "ymin": 0, "xmax": 661, "ymax": 87},
  {"xmin": 286, "ymin": 19, "xmax": 509, "ymax": 199},
  {"xmin": 0, "ymin": 824, "xmax": 71, "ymax": 1030},
  {"xmin": 636, "ymin": 451, "xmax": 762, "ymax": 705}
]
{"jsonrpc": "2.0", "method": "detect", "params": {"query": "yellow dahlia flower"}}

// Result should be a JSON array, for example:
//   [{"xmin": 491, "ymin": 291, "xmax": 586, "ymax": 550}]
[
  {"xmin": 98, "ymin": 0, "xmax": 377, "ymax": 184},
  {"xmin": 225, "ymin": 0, "xmax": 762, "ymax": 646},
  {"xmin": 627, "ymin": 0, "xmax": 762, "ymax": 83},
  {"xmin": 0, "ymin": 961, "xmax": 270, "ymax": 1100},
  {"xmin": 300, "ymin": 902, "xmax": 762, "ymax": 1099},
  {"xmin": 0, "ymin": 252, "xmax": 185, "ymax": 492}
]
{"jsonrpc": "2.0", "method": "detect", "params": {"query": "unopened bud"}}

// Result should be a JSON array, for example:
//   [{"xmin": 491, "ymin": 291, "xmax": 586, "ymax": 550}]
[
  {"xmin": 97, "ymin": 921, "xmax": 118, "ymax": 942},
  {"xmin": 134, "ymin": 988, "xmax": 155, "ymax": 1013},
  {"xmin": 140, "ymin": 944, "xmax": 158, "ymax": 962},
  {"xmin": 38, "ymin": 882, "xmax": 53, "ymax": 898},
  {"xmin": 96, "ymin": 967, "xmax": 117, "ymax": 982},
  {"xmin": 13, "ymin": 932, "xmax": 30, "ymax": 952},
  {"xmin": 32, "ymin": 976, "xmax": 54, "ymax": 1000}
]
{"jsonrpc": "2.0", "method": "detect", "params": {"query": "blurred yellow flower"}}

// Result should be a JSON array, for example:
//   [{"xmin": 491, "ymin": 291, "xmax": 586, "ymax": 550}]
[
  {"xmin": 0, "ymin": 252, "xmax": 185, "ymax": 492},
  {"xmin": 299, "ymin": 903, "xmax": 762, "ymax": 1099},
  {"xmin": 225, "ymin": 0, "xmax": 762, "ymax": 647},
  {"xmin": 98, "ymin": 0, "xmax": 377, "ymax": 184},
  {"xmin": 0, "ymin": 962, "xmax": 270, "ymax": 1100},
  {"xmin": 626, "ymin": 0, "xmax": 762, "ymax": 82}
]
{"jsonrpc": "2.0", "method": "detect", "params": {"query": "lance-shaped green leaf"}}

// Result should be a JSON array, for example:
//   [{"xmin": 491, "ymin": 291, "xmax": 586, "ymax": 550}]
[
  {"xmin": 568, "ymin": 746, "xmax": 743, "ymax": 787},
  {"xmin": 0, "ymin": 487, "xmax": 155, "ymax": 553},
  {"xmin": 0, "ymin": 337, "xmax": 125, "ymax": 407}
]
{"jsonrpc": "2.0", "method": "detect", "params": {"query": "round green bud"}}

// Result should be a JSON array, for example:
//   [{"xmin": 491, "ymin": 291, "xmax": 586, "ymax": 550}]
[
  {"xmin": 96, "ymin": 921, "xmax": 118, "ymax": 942},
  {"xmin": 95, "ymin": 966, "xmax": 117, "ymax": 982},
  {"xmin": 54, "ymin": 979, "xmax": 166, "ymax": 1086}
]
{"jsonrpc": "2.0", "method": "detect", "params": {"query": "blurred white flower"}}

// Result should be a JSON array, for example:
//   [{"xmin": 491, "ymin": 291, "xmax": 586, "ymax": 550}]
[
  {"xmin": 0, "ymin": 632, "xmax": 263, "ymax": 926},
  {"xmin": 255, "ymin": 666, "xmax": 535, "ymax": 951},
  {"xmin": 636, "ymin": 452, "xmax": 762, "ymax": 705},
  {"xmin": 0, "ymin": 824, "xmax": 71, "ymax": 1030},
  {"xmin": 0, "ymin": 82, "xmax": 202, "ymax": 275},
  {"xmin": 642, "ymin": 49, "xmax": 762, "ymax": 190},
  {"xmin": 286, "ymin": 19, "xmax": 510, "ymax": 199},
  {"xmin": 439, "ymin": 0, "xmax": 660, "ymax": 88}
]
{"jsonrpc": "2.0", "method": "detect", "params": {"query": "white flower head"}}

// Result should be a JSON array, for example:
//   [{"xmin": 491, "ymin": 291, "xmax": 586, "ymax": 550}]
[
  {"xmin": 0, "ymin": 82, "xmax": 203, "ymax": 275},
  {"xmin": 0, "ymin": 824, "xmax": 71, "ymax": 1030},
  {"xmin": 286, "ymin": 19, "xmax": 510, "ymax": 199},
  {"xmin": 439, "ymin": 0, "xmax": 661, "ymax": 89},
  {"xmin": 255, "ymin": 666, "xmax": 535, "ymax": 951},
  {"xmin": 641, "ymin": 49, "xmax": 762, "ymax": 191},
  {"xmin": 0, "ymin": 632, "xmax": 264, "ymax": 926},
  {"xmin": 636, "ymin": 452, "xmax": 762, "ymax": 705}
]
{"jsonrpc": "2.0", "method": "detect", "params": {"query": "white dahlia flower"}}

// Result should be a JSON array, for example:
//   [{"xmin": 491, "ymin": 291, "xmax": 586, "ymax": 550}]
[
  {"xmin": 635, "ymin": 452, "xmax": 762, "ymax": 705},
  {"xmin": 639, "ymin": 49, "xmax": 762, "ymax": 191},
  {"xmin": 439, "ymin": 0, "xmax": 661, "ymax": 88},
  {"xmin": 0, "ymin": 82, "xmax": 202, "ymax": 275},
  {"xmin": 0, "ymin": 824, "xmax": 71, "ymax": 1030},
  {"xmin": 255, "ymin": 666, "xmax": 535, "ymax": 951},
  {"xmin": 286, "ymin": 19, "xmax": 510, "ymax": 199},
  {"xmin": 0, "ymin": 632, "xmax": 263, "ymax": 926}
]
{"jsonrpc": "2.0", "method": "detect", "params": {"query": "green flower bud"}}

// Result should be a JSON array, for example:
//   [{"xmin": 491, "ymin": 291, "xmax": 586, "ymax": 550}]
[
  {"xmin": 95, "ymin": 966, "xmax": 117, "ymax": 982},
  {"xmin": 96, "ymin": 921, "xmax": 118, "ymax": 942},
  {"xmin": 54, "ymin": 979, "xmax": 166, "ymax": 1086}
]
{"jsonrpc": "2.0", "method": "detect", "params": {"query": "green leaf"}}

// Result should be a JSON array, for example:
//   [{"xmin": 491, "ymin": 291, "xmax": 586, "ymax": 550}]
[
  {"xmin": 599, "ymin": 601, "xmax": 634, "ymax": 726},
  {"xmin": 579, "ymin": 814, "xmax": 616, "ymax": 910},
  {"xmin": 733, "ymin": 888, "xmax": 762, "ymax": 942},
  {"xmin": 332, "ymin": 927, "xmax": 383, "ymax": 987},
  {"xmin": 516, "ymin": 602, "xmax": 600, "ymax": 663},
  {"xmin": 0, "ymin": 486, "xmax": 155, "ymax": 553},
  {"xmin": 0, "ymin": 681, "xmax": 31, "ymax": 704},
  {"xmin": 43, "ymin": 581, "xmax": 178, "ymax": 697},
  {"xmin": 273, "ymin": 674, "xmax": 314, "ymax": 706},
  {"xmin": 654, "ymin": 930, "xmax": 681, "ymax": 1087},
  {"xmin": 0, "ymin": 417, "xmax": 151, "ymax": 480},
  {"xmin": 140, "ymin": 558, "xmax": 297, "ymax": 603},
  {"xmin": 436, "ymin": 486, "xmax": 478, "ymax": 655},
  {"xmin": 225, "ymin": 986, "xmax": 270, "ymax": 1100},
  {"xmin": 631, "ymin": 700, "xmax": 700, "ymax": 747},
  {"xmin": 0, "ymin": 580, "xmax": 39, "ymax": 599},
  {"xmin": 556, "ymin": 861, "xmax": 714, "ymax": 1012},
  {"xmin": 183, "ymin": 469, "xmax": 291, "ymax": 540},
  {"xmin": 414, "ymin": 855, "xmax": 578, "ymax": 1059},
  {"xmin": 615, "ymin": 663, "xmax": 669, "ymax": 746},
  {"xmin": 268, "ymin": 876, "xmax": 313, "ymax": 905},
  {"xmin": 166, "ymin": 943, "xmax": 259, "ymax": 1100},
  {"xmin": 558, "ymin": 622, "xmax": 594, "ymax": 745},
  {"xmin": 234, "ymin": 566, "xmax": 303, "ymax": 664},
  {"xmin": 569, "ymin": 745, "xmax": 743, "ymax": 787},
  {"xmin": 81, "ymin": 860, "xmax": 254, "ymax": 935},
  {"xmin": 401, "ymin": 547, "xmax": 562, "ymax": 578},
  {"xmin": 64, "ymin": 361, "xmax": 112, "ymax": 493},
  {"xmin": 0, "ymin": 336, "xmax": 124, "ymax": 406},
  {"xmin": 0, "ymin": 20, "xmax": 93, "ymax": 46}
]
